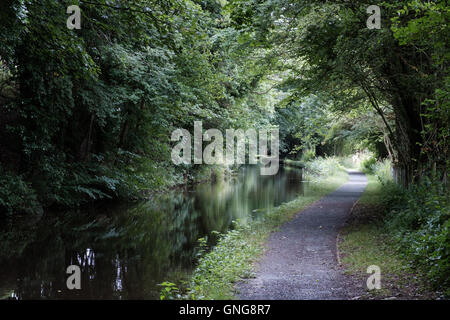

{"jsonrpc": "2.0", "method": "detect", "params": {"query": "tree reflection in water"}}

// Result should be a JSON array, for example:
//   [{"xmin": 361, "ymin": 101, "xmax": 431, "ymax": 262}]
[{"xmin": 0, "ymin": 165, "xmax": 304, "ymax": 299}]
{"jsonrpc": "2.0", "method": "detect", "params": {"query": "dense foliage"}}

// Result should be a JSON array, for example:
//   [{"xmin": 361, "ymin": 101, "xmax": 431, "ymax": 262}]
[
  {"xmin": 230, "ymin": 0, "xmax": 448, "ymax": 184},
  {"xmin": 1, "ymin": 1, "xmax": 447, "ymax": 215},
  {"xmin": 0, "ymin": 0, "xmax": 276, "ymax": 214},
  {"xmin": 369, "ymin": 162, "xmax": 450, "ymax": 295}
]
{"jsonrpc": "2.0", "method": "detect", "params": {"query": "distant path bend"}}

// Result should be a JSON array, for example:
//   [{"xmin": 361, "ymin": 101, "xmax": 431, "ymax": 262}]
[{"xmin": 238, "ymin": 170, "xmax": 368, "ymax": 300}]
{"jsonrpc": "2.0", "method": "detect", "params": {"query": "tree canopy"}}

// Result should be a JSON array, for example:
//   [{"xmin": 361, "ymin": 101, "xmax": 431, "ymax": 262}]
[{"xmin": 0, "ymin": 0, "xmax": 448, "ymax": 214}]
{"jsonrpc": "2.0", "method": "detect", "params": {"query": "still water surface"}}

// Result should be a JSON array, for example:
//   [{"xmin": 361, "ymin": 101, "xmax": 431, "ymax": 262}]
[{"xmin": 0, "ymin": 165, "xmax": 307, "ymax": 299}]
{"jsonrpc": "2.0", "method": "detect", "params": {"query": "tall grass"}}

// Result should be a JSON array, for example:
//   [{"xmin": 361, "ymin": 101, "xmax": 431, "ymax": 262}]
[
  {"xmin": 303, "ymin": 156, "xmax": 343, "ymax": 179},
  {"xmin": 372, "ymin": 159, "xmax": 393, "ymax": 183}
]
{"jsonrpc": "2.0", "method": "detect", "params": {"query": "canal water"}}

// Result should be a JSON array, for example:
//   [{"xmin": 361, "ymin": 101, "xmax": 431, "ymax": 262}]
[{"xmin": 0, "ymin": 165, "xmax": 306, "ymax": 299}]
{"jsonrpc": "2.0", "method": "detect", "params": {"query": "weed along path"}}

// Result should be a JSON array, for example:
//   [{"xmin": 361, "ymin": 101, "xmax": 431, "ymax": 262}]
[{"xmin": 238, "ymin": 171, "xmax": 368, "ymax": 300}]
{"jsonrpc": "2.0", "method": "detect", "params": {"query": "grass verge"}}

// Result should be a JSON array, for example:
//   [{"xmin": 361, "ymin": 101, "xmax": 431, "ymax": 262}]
[
  {"xmin": 338, "ymin": 174, "xmax": 437, "ymax": 299},
  {"xmin": 174, "ymin": 169, "xmax": 349, "ymax": 300}
]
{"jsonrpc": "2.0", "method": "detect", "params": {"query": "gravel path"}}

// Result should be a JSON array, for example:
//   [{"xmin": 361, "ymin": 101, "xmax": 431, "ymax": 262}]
[{"xmin": 238, "ymin": 171, "xmax": 368, "ymax": 300}]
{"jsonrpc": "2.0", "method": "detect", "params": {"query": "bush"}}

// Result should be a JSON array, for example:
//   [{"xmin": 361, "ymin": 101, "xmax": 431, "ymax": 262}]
[
  {"xmin": 372, "ymin": 159, "xmax": 393, "ymax": 184},
  {"xmin": 382, "ymin": 177, "xmax": 450, "ymax": 295},
  {"xmin": 301, "ymin": 149, "xmax": 316, "ymax": 162},
  {"xmin": 304, "ymin": 156, "xmax": 341, "ymax": 178},
  {"xmin": 360, "ymin": 157, "xmax": 377, "ymax": 174},
  {"xmin": 0, "ymin": 169, "xmax": 42, "ymax": 216},
  {"xmin": 0, "ymin": 149, "xmax": 180, "ymax": 214}
]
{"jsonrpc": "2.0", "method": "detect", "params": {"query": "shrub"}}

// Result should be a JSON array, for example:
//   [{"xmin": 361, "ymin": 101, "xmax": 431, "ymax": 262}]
[
  {"xmin": 372, "ymin": 159, "xmax": 393, "ymax": 184},
  {"xmin": 0, "ymin": 169, "xmax": 42, "ymax": 216},
  {"xmin": 301, "ymin": 149, "xmax": 316, "ymax": 162},
  {"xmin": 382, "ymin": 177, "xmax": 450, "ymax": 295},
  {"xmin": 304, "ymin": 156, "xmax": 341, "ymax": 178},
  {"xmin": 360, "ymin": 157, "xmax": 377, "ymax": 174}
]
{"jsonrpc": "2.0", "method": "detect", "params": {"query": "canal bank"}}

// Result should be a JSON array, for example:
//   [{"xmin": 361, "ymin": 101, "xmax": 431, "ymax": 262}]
[{"xmin": 172, "ymin": 165, "xmax": 349, "ymax": 300}]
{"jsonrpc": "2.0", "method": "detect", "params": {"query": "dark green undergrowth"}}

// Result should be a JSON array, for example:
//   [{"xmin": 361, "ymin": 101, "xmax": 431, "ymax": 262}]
[
  {"xmin": 0, "ymin": 154, "xmax": 227, "ymax": 217},
  {"xmin": 381, "ymin": 177, "xmax": 449, "ymax": 296},
  {"xmin": 340, "ymin": 171, "xmax": 449, "ymax": 298},
  {"xmin": 339, "ymin": 175, "xmax": 429, "ymax": 298},
  {"xmin": 0, "ymin": 166, "xmax": 42, "ymax": 216},
  {"xmin": 0, "ymin": 155, "xmax": 173, "ymax": 216}
]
